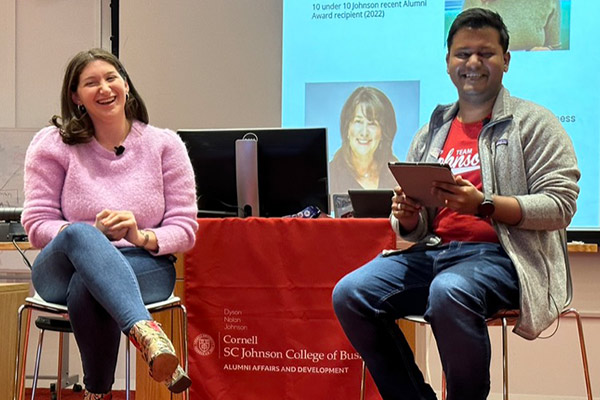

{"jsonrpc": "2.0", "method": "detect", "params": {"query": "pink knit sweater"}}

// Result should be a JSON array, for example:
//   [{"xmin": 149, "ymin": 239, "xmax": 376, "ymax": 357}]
[{"xmin": 22, "ymin": 121, "xmax": 199, "ymax": 256}]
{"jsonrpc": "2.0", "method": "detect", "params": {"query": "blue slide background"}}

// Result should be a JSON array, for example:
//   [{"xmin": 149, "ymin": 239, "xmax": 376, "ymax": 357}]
[{"xmin": 282, "ymin": 0, "xmax": 600, "ymax": 228}]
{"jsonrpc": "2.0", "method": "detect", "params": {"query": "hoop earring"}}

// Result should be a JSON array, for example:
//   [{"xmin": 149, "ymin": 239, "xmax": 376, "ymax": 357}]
[
  {"xmin": 126, "ymin": 92, "xmax": 130, "ymax": 101},
  {"xmin": 78, "ymin": 104, "xmax": 86, "ymax": 115}
]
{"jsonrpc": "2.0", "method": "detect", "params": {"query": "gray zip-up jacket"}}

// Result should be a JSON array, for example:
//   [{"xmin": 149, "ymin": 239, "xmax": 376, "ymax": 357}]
[{"xmin": 392, "ymin": 87, "xmax": 580, "ymax": 339}]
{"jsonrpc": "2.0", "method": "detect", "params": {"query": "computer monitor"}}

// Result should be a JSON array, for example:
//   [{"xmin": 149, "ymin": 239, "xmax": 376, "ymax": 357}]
[{"xmin": 178, "ymin": 127, "xmax": 329, "ymax": 218}]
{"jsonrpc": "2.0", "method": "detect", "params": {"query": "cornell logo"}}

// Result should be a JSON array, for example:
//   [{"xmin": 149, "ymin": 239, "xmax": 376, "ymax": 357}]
[{"xmin": 193, "ymin": 333, "xmax": 216, "ymax": 356}]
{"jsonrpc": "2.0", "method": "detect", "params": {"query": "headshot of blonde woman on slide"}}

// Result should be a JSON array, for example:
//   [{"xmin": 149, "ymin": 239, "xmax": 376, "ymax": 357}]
[{"xmin": 329, "ymin": 86, "xmax": 399, "ymax": 194}]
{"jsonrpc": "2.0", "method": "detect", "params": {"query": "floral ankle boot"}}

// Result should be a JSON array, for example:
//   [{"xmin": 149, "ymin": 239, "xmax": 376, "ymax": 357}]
[
  {"xmin": 83, "ymin": 390, "xmax": 112, "ymax": 399},
  {"xmin": 129, "ymin": 320, "xmax": 179, "ymax": 382}
]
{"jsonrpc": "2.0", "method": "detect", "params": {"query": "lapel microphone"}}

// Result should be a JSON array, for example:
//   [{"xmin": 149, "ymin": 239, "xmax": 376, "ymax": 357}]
[{"xmin": 114, "ymin": 145, "xmax": 125, "ymax": 156}]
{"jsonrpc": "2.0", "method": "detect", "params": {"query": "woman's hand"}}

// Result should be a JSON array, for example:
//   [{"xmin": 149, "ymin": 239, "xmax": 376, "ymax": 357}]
[
  {"xmin": 95, "ymin": 209, "xmax": 139, "ymax": 243},
  {"xmin": 391, "ymin": 186, "xmax": 421, "ymax": 232}
]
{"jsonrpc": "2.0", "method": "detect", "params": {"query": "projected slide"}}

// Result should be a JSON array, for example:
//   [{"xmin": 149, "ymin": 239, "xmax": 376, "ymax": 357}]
[{"xmin": 282, "ymin": 0, "xmax": 599, "ymax": 228}]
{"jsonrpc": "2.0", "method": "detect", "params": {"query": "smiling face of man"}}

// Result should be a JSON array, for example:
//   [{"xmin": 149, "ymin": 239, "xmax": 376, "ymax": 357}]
[{"xmin": 446, "ymin": 26, "xmax": 510, "ymax": 108}]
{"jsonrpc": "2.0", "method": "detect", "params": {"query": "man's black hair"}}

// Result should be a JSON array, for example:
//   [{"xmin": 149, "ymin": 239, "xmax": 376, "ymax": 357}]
[{"xmin": 447, "ymin": 7, "xmax": 510, "ymax": 52}]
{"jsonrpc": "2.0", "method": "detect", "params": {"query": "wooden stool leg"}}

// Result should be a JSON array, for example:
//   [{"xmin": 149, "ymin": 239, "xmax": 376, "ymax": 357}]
[
  {"xmin": 15, "ymin": 306, "xmax": 32, "ymax": 400},
  {"xmin": 564, "ymin": 309, "xmax": 593, "ymax": 400},
  {"xmin": 30, "ymin": 329, "xmax": 46, "ymax": 400},
  {"xmin": 56, "ymin": 332, "xmax": 65, "ymax": 400},
  {"xmin": 180, "ymin": 305, "xmax": 189, "ymax": 400},
  {"xmin": 126, "ymin": 338, "xmax": 131, "ymax": 400},
  {"xmin": 441, "ymin": 372, "xmax": 446, "ymax": 400},
  {"xmin": 359, "ymin": 360, "xmax": 366, "ymax": 400},
  {"xmin": 501, "ymin": 317, "xmax": 509, "ymax": 400}
]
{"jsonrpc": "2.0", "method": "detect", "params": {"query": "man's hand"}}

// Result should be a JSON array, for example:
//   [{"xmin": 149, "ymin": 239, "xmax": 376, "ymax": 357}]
[
  {"xmin": 392, "ymin": 186, "xmax": 422, "ymax": 232},
  {"xmin": 431, "ymin": 175, "xmax": 484, "ymax": 215}
]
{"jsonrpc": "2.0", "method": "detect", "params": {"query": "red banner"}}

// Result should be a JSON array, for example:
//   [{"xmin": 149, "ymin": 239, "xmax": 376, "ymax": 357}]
[{"xmin": 185, "ymin": 217, "xmax": 396, "ymax": 399}]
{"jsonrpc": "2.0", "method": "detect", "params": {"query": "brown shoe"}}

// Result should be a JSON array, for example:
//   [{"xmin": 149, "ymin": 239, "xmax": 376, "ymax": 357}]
[
  {"xmin": 129, "ymin": 320, "xmax": 179, "ymax": 382},
  {"xmin": 83, "ymin": 390, "xmax": 112, "ymax": 399}
]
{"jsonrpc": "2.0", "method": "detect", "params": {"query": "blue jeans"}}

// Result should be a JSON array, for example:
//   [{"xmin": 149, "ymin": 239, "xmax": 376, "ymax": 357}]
[
  {"xmin": 31, "ymin": 223, "xmax": 176, "ymax": 393},
  {"xmin": 332, "ymin": 241, "xmax": 519, "ymax": 400}
]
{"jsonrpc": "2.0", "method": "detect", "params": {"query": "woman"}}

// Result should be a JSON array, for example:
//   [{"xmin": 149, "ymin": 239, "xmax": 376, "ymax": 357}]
[
  {"xmin": 329, "ymin": 86, "xmax": 399, "ymax": 195},
  {"xmin": 21, "ymin": 48, "xmax": 199, "ymax": 400}
]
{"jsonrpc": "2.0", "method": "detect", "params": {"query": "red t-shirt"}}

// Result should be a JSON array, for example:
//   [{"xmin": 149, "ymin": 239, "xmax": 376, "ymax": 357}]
[{"xmin": 432, "ymin": 118, "xmax": 499, "ymax": 243}]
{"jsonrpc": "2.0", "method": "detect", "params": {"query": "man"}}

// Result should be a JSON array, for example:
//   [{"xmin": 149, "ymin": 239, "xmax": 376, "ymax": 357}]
[{"xmin": 332, "ymin": 8, "xmax": 579, "ymax": 400}]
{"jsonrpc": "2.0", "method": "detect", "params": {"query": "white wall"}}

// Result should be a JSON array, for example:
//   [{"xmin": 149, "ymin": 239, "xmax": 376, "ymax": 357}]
[
  {"xmin": 0, "ymin": 0, "xmax": 17, "ymax": 127},
  {"xmin": 6, "ymin": 0, "xmax": 104, "ymax": 129},
  {"xmin": 120, "ymin": 0, "xmax": 283, "ymax": 131}
]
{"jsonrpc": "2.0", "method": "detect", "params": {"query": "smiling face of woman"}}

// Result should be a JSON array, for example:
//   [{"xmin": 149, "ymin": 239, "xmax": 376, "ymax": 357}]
[
  {"xmin": 71, "ymin": 59, "xmax": 129, "ymax": 126},
  {"xmin": 347, "ymin": 104, "xmax": 382, "ymax": 160}
]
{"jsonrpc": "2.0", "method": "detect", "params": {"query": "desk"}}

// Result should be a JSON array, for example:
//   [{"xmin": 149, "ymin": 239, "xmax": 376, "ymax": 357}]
[
  {"xmin": 185, "ymin": 218, "xmax": 396, "ymax": 400},
  {"xmin": 0, "ymin": 241, "xmax": 33, "ymax": 251}
]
